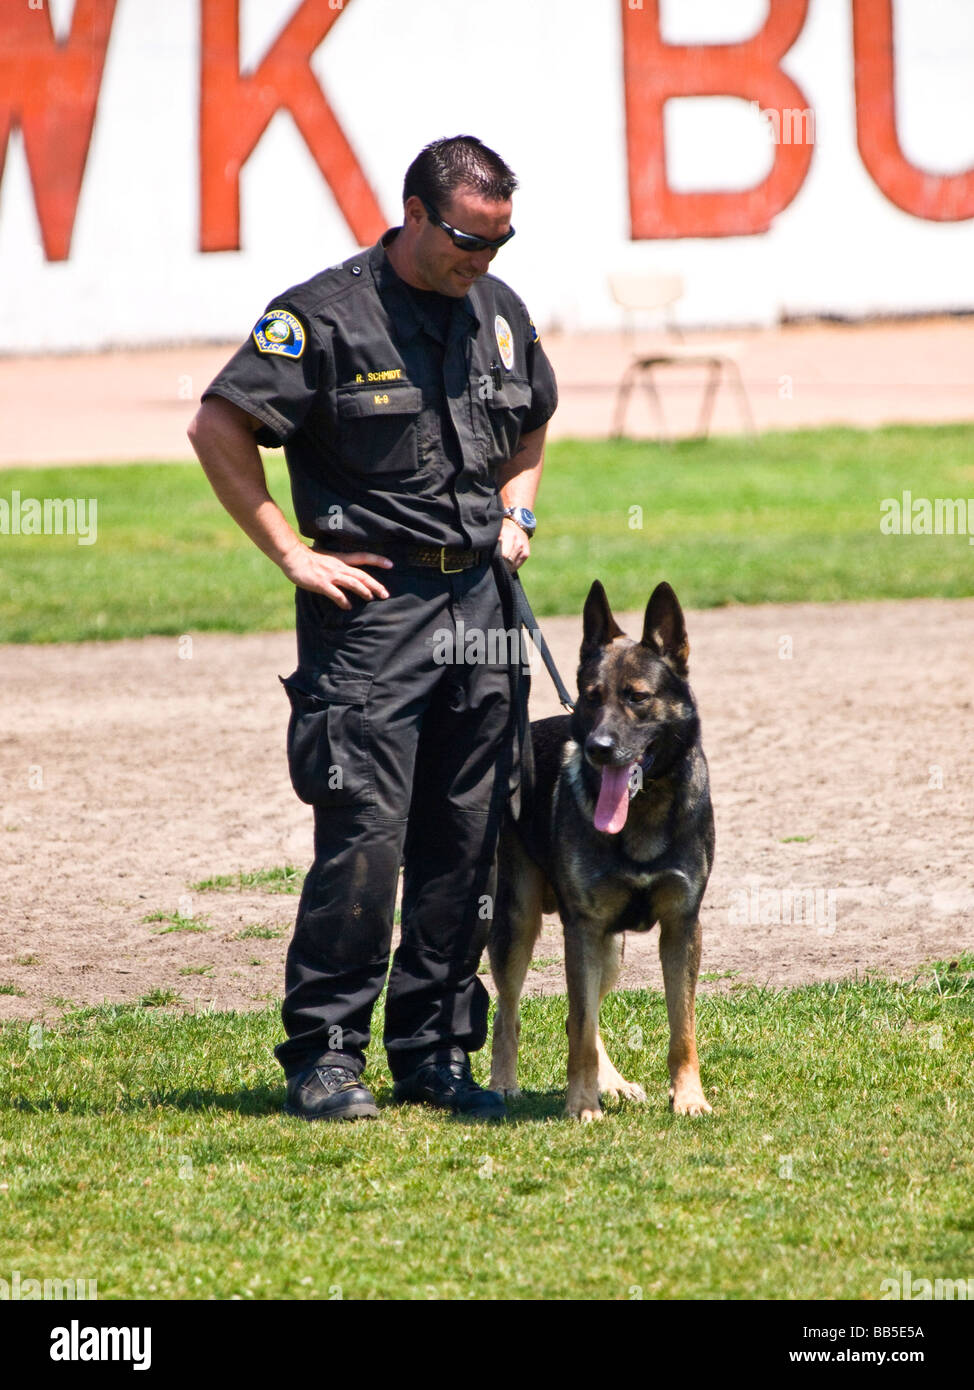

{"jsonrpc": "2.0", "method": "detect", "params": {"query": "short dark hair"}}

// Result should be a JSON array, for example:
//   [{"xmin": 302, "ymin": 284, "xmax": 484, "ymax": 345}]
[{"xmin": 403, "ymin": 135, "xmax": 518, "ymax": 211}]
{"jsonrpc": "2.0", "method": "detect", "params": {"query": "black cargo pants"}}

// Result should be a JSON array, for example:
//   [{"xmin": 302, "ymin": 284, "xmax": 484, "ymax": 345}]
[{"xmin": 274, "ymin": 548, "xmax": 526, "ymax": 1080}]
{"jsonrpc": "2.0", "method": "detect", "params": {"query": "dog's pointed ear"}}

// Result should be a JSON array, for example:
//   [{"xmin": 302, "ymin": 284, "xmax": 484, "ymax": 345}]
[
  {"xmin": 581, "ymin": 580, "xmax": 625, "ymax": 658},
  {"xmin": 641, "ymin": 582, "xmax": 689, "ymax": 675}
]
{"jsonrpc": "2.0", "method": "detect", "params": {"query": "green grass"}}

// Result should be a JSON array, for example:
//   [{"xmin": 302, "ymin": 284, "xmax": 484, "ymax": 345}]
[
  {"xmin": 142, "ymin": 912, "xmax": 211, "ymax": 934},
  {"xmin": 2, "ymin": 425, "xmax": 974, "ymax": 641},
  {"xmin": 193, "ymin": 866, "xmax": 305, "ymax": 896},
  {"xmin": 138, "ymin": 988, "xmax": 186, "ymax": 1009},
  {"xmin": 540, "ymin": 425, "xmax": 974, "ymax": 615},
  {"xmin": 195, "ymin": 865, "xmax": 407, "ymax": 927},
  {"xmin": 1, "ymin": 960, "xmax": 971, "ymax": 1300}
]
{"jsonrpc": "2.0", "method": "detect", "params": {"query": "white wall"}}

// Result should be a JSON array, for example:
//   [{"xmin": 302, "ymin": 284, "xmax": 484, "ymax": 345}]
[{"xmin": 1, "ymin": 0, "xmax": 972, "ymax": 351}]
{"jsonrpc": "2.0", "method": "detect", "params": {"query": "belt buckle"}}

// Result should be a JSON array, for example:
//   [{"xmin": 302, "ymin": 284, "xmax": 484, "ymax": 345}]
[{"xmin": 439, "ymin": 546, "xmax": 464, "ymax": 574}]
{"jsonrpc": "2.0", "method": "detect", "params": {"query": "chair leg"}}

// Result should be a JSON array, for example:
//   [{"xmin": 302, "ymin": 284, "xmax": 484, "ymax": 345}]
[
  {"xmin": 726, "ymin": 358, "xmax": 756, "ymax": 435},
  {"xmin": 696, "ymin": 360, "xmax": 722, "ymax": 439},
  {"xmin": 612, "ymin": 362, "xmax": 639, "ymax": 439},
  {"xmin": 640, "ymin": 367, "xmax": 668, "ymax": 442}
]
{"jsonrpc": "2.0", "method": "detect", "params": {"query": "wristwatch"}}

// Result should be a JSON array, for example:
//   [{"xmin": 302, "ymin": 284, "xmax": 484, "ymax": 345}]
[{"xmin": 502, "ymin": 505, "xmax": 537, "ymax": 538}]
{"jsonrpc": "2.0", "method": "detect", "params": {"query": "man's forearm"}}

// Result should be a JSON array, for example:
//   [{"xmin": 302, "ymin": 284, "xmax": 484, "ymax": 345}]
[
  {"xmin": 187, "ymin": 396, "xmax": 303, "ymax": 570},
  {"xmin": 497, "ymin": 423, "xmax": 547, "ymax": 510},
  {"xmin": 188, "ymin": 394, "xmax": 393, "ymax": 606}
]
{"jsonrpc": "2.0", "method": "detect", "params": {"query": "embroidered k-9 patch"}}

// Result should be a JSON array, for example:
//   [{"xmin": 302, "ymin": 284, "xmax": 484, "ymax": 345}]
[{"xmin": 252, "ymin": 309, "xmax": 305, "ymax": 358}]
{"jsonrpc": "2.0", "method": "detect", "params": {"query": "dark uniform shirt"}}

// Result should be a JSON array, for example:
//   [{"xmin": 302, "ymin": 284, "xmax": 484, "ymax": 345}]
[{"xmin": 203, "ymin": 228, "xmax": 558, "ymax": 552}]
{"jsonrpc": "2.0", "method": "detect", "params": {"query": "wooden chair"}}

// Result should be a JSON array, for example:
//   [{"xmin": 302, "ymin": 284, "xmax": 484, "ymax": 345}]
[{"xmin": 608, "ymin": 273, "xmax": 755, "ymax": 440}]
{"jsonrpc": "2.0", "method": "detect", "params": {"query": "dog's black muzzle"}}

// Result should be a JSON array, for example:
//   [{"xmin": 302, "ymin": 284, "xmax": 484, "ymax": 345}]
[{"xmin": 585, "ymin": 731, "xmax": 658, "ymax": 774}]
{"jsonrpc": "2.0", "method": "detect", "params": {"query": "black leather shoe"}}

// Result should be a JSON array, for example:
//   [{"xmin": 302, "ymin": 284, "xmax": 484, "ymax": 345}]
[
  {"xmin": 392, "ymin": 1047, "xmax": 506, "ymax": 1120},
  {"xmin": 284, "ymin": 1060, "xmax": 379, "ymax": 1122}
]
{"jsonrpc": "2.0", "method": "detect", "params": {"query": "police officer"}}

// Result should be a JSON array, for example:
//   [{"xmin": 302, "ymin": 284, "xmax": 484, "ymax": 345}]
[{"xmin": 188, "ymin": 135, "xmax": 557, "ymax": 1121}]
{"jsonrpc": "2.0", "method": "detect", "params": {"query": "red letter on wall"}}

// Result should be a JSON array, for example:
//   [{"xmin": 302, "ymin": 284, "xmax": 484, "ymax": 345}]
[
  {"xmin": 853, "ymin": 0, "xmax": 974, "ymax": 222},
  {"xmin": 0, "ymin": 0, "xmax": 117, "ymax": 262},
  {"xmin": 200, "ymin": 0, "xmax": 385, "ymax": 251},
  {"xmin": 622, "ymin": 0, "xmax": 813, "ymax": 238}
]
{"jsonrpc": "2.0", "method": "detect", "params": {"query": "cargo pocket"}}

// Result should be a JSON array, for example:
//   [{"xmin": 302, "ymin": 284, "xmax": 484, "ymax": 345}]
[{"xmin": 280, "ymin": 669, "xmax": 373, "ymax": 807}]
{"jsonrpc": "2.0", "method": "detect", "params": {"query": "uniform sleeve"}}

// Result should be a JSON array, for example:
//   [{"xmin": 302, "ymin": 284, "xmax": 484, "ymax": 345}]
[
  {"xmin": 517, "ymin": 300, "xmax": 558, "ymax": 434},
  {"xmin": 201, "ymin": 302, "xmax": 328, "ymax": 449}
]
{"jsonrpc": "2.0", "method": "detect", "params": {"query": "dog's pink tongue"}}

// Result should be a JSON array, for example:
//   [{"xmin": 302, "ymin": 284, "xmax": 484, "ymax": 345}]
[{"xmin": 594, "ymin": 764, "xmax": 635, "ymax": 834}]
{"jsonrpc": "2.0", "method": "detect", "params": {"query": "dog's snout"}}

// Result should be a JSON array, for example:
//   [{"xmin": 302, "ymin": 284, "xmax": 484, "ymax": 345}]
[{"xmin": 585, "ymin": 733, "xmax": 617, "ymax": 765}]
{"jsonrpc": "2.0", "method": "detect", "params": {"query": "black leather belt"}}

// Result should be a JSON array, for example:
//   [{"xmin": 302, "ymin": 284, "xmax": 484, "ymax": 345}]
[
  {"xmin": 314, "ymin": 538, "xmax": 485, "ymax": 573},
  {"xmin": 404, "ymin": 544, "xmax": 485, "ymax": 572}
]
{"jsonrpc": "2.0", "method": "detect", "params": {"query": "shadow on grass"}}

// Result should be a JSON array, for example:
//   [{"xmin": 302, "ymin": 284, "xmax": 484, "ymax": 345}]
[
  {"xmin": 8, "ymin": 1086, "xmax": 286, "ymax": 1118},
  {"xmin": 367, "ymin": 1084, "xmax": 569, "ymax": 1125},
  {"xmin": 501, "ymin": 1090, "xmax": 570, "ymax": 1123},
  {"xmin": 7, "ymin": 1085, "xmax": 571, "ymax": 1123}
]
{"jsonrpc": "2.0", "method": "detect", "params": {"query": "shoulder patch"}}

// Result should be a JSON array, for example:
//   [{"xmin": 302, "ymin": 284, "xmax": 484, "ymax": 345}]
[
  {"xmin": 494, "ymin": 314, "xmax": 515, "ymax": 371},
  {"xmin": 528, "ymin": 316, "xmax": 540, "ymax": 344},
  {"xmin": 253, "ymin": 309, "xmax": 305, "ymax": 358}
]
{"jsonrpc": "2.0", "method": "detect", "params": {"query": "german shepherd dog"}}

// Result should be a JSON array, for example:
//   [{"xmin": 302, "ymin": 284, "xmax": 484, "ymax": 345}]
[{"xmin": 489, "ymin": 580, "xmax": 714, "ymax": 1120}]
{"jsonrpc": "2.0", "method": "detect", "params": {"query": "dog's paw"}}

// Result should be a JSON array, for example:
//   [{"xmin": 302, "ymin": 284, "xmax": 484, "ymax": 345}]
[
  {"xmin": 565, "ymin": 1101, "xmax": 604, "ymax": 1122},
  {"xmin": 489, "ymin": 1071, "xmax": 520, "ymax": 1097},
  {"xmin": 600, "ymin": 1078, "xmax": 647, "ymax": 1104},
  {"xmin": 669, "ymin": 1084, "xmax": 712, "ymax": 1116}
]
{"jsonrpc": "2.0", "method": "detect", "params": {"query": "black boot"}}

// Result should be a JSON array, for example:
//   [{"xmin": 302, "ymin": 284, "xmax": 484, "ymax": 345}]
[
  {"xmin": 284, "ymin": 1059, "xmax": 379, "ymax": 1122},
  {"xmin": 392, "ymin": 1047, "xmax": 506, "ymax": 1120}
]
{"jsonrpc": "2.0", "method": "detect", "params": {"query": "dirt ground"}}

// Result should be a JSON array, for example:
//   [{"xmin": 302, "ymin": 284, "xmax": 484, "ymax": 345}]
[
  {"xmin": 4, "ymin": 316, "xmax": 974, "ymax": 466},
  {"xmin": 2, "ymin": 595, "xmax": 973, "ymax": 1023}
]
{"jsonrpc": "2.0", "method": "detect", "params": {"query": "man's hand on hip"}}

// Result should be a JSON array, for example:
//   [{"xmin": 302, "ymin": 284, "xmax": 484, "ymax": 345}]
[{"xmin": 279, "ymin": 543, "xmax": 393, "ymax": 609}]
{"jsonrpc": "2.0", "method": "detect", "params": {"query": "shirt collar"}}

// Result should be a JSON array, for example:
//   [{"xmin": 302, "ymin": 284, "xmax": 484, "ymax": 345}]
[{"xmin": 370, "ymin": 229, "xmax": 481, "ymax": 340}]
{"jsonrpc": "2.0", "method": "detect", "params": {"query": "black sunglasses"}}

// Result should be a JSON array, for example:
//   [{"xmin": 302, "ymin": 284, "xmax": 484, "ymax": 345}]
[{"xmin": 420, "ymin": 198, "xmax": 516, "ymax": 253}]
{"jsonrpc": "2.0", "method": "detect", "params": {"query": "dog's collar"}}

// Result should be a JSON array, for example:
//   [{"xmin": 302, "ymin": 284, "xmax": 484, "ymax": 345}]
[{"xmin": 629, "ymin": 749, "xmax": 660, "ymax": 797}]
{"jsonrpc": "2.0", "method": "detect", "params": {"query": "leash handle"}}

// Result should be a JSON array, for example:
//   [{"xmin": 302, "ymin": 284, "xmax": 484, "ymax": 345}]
[{"xmin": 511, "ymin": 574, "xmax": 576, "ymax": 712}]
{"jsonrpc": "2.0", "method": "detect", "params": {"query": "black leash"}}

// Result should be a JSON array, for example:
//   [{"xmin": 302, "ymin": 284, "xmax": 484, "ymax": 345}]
[{"xmin": 511, "ymin": 574, "xmax": 575, "ymax": 712}]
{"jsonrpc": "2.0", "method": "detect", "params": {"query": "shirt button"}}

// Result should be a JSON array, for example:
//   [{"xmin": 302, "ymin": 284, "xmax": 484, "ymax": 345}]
[{"xmin": 351, "ymin": 265, "xmax": 362, "ymax": 275}]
